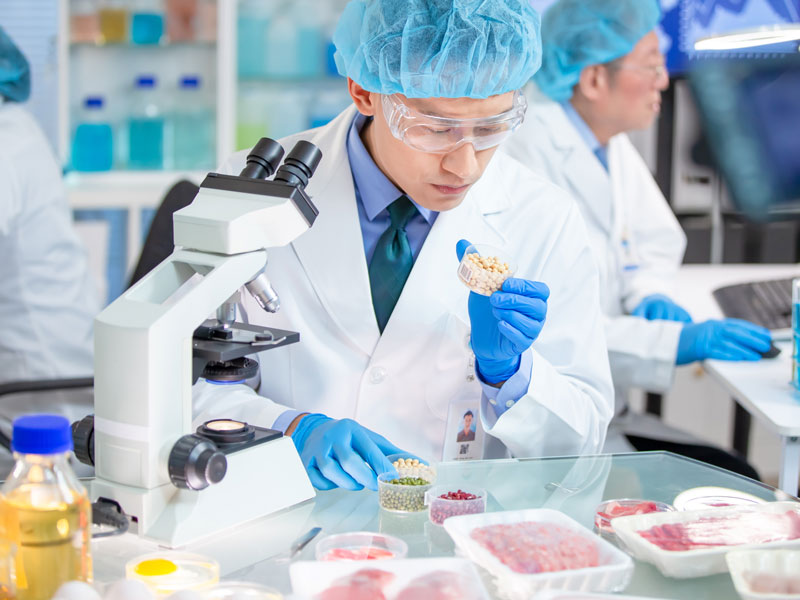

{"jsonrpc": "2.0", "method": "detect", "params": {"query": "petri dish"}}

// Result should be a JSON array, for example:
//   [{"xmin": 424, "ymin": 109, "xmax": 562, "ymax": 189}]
[
  {"xmin": 594, "ymin": 498, "xmax": 674, "ymax": 542},
  {"xmin": 126, "ymin": 552, "xmax": 219, "ymax": 596},
  {"xmin": 315, "ymin": 531, "xmax": 408, "ymax": 561},
  {"xmin": 673, "ymin": 486, "xmax": 767, "ymax": 511}
]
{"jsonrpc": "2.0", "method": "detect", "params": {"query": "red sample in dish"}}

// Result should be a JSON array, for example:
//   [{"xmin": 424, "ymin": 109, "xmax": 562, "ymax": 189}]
[
  {"xmin": 440, "ymin": 490, "xmax": 478, "ymax": 501},
  {"xmin": 470, "ymin": 522, "xmax": 600, "ymax": 574},
  {"xmin": 316, "ymin": 569, "xmax": 395, "ymax": 600},
  {"xmin": 396, "ymin": 570, "xmax": 483, "ymax": 600},
  {"xmin": 746, "ymin": 572, "xmax": 800, "ymax": 594},
  {"xmin": 637, "ymin": 508, "xmax": 800, "ymax": 551},
  {"xmin": 322, "ymin": 547, "xmax": 396, "ymax": 561},
  {"xmin": 600, "ymin": 500, "xmax": 661, "ymax": 519}
]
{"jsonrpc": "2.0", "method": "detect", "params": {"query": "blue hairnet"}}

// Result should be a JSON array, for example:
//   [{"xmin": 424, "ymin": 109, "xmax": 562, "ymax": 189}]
[
  {"xmin": 534, "ymin": 0, "xmax": 661, "ymax": 102},
  {"xmin": 333, "ymin": 0, "xmax": 542, "ymax": 99},
  {"xmin": 0, "ymin": 27, "xmax": 30, "ymax": 103}
]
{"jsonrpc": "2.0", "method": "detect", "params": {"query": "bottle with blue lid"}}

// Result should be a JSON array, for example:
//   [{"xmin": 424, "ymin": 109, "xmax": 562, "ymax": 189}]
[
  {"xmin": 170, "ymin": 74, "xmax": 215, "ymax": 170},
  {"xmin": 0, "ymin": 415, "xmax": 92, "ymax": 600},
  {"xmin": 72, "ymin": 95, "xmax": 113, "ymax": 172},
  {"xmin": 128, "ymin": 74, "xmax": 165, "ymax": 169}
]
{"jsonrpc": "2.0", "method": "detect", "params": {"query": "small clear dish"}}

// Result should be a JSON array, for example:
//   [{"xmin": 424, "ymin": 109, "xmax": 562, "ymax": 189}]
[
  {"xmin": 378, "ymin": 472, "xmax": 433, "ymax": 513},
  {"xmin": 314, "ymin": 531, "xmax": 408, "ymax": 561},
  {"xmin": 425, "ymin": 485, "xmax": 486, "ymax": 526},
  {"xmin": 594, "ymin": 498, "xmax": 675, "ymax": 543},
  {"xmin": 457, "ymin": 243, "xmax": 517, "ymax": 296}
]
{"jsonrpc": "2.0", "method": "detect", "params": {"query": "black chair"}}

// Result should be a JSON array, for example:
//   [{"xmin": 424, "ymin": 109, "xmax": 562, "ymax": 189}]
[{"xmin": 128, "ymin": 179, "xmax": 199, "ymax": 288}]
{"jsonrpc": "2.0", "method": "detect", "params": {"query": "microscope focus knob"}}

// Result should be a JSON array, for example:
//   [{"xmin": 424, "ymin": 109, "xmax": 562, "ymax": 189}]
[
  {"xmin": 71, "ymin": 415, "xmax": 95, "ymax": 466},
  {"xmin": 168, "ymin": 435, "xmax": 227, "ymax": 490}
]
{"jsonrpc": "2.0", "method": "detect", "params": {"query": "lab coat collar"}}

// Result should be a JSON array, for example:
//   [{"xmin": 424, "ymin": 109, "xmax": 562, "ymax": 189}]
[
  {"xmin": 290, "ymin": 105, "xmax": 508, "ymax": 356},
  {"xmin": 525, "ymin": 84, "xmax": 613, "ymax": 235}
]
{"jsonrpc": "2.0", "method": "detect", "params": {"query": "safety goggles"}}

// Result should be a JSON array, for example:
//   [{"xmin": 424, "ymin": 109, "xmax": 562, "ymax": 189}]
[{"xmin": 381, "ymin": 90, "xmax": 527, "ymax": 154}]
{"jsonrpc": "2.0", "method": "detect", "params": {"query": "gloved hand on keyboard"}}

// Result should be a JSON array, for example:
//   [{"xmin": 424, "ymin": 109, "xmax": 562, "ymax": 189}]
[
  {"xmin": 632, "ymin": 294, "xmax": 693, "ymax": 323},
  {"xmin": 457, "ymin": 239, "xmax": 549, "ymax": 384},
  {"xmin": 290, "ymin": 414, "xmax": 403, "ymax": 491},
  {"xmin": 676, "ymin": 318, "xmax": 772, "ymax": 365}
]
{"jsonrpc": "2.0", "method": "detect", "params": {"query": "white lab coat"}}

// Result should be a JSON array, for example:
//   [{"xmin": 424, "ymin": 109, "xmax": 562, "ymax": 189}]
[
  {"xmin": 0, "ymin": 102, "xmax": 98, "ymax": 385},
  {"xmin": 503, "ymin": 84, "xmax": 696, "ymax": 452},
  {"xmin": 193, "ymin": 104, "xmax": 614, "ymax": 461}
]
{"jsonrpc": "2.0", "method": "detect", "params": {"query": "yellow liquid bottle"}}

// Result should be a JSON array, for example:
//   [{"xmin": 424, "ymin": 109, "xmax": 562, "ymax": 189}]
[{"xmin": 0, "ymin": 416, "xmax": 92, "ymax": 600}]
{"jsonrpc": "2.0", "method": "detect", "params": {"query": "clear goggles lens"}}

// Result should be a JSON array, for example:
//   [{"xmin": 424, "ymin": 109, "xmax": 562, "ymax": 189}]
[{"xmin": 382, "ymin": 91, "xmax": 527, "ymax": 154}]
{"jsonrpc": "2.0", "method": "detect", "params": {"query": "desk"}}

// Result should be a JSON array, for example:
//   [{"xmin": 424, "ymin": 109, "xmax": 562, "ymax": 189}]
[
  {"xmin": 94, "ymin": 452, "xmax": 788, "ymax": 599},
  {"xmin": 676, "ymin": 265, "xmax": 800, "ymax": 495}
]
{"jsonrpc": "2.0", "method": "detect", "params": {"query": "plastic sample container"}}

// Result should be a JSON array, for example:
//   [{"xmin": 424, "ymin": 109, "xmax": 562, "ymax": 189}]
[
  {"xmin": 377, "ymin": 473, "xmax": 433, "ymax": 513},
  {"xmin": 727, "ymin": 549, "xmax": 800, "ymax": 600},
  {"xmin": 315, "ymin": 532, "xmax": 408, "ymax": 561},
  {"xmin": 443, "ymin": 509, "xmax": 633, "ymax": 600},
  {"xmin": 126, "ymin": 552, "xmax": 219, "ymax": 596},
  {"xmin": 457, "ymin": 243, "xmax": 516, "ymax": 296},
  {"xmin": 203, "ymin": 582, "xmax": 282, "ymax": 600},
  {"xmin": 594, "ymin": 499, "xmax": 674, "ymax": 543},
  {"xmin": 425, "ymin": 486, "xmax": 486, "ymax": 526}
]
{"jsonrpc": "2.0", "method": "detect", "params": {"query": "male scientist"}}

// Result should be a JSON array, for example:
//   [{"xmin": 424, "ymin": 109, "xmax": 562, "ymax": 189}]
[
  {"xmin": 195, "ymin": 0, "xmax": 614, "ymax": 491},
  {"xmin": 502, "ymin": 0, "xmax": 770, "ymax": 477}
]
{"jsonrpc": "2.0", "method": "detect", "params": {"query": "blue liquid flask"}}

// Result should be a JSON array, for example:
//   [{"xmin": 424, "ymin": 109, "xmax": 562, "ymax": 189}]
[
  {"xmin": 128, "ymin": 75, "xmax": 164, "ymax": 169},
  {"xmin": 131, "ymin": 0, "xmax": 165, "ymax": 44},
  {"xmin": 171, "ymin": 75, "xmax": 215, "ymax": 170},
  {"xmin": 72, "ymin": 96, "xmax": 113, "ymax": 171},
  {"xmin": 793, "ymin": 278, "xmax": 800, "ymax": 391}
]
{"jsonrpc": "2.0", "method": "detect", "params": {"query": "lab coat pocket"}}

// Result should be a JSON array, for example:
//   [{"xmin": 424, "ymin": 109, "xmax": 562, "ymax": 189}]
[{"xmin": 424, "ymin": 311, "xmax": 477, "ymax": 421}]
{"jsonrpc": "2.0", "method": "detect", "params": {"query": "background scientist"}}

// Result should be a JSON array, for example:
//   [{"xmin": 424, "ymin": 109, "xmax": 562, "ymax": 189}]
[
  {"xmin": 503, "ymin": 0, "xmax": 771, "ymax": 477},
  {"xmin": 194, "ymin": 0, "xmax": 614, "ymax": 492}
]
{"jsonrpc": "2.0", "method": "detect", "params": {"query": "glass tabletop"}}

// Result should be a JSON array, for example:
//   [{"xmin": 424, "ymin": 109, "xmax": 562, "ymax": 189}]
[{"xmin": 93, "ymin": 451, "xmax": 792, "ymax": 599}]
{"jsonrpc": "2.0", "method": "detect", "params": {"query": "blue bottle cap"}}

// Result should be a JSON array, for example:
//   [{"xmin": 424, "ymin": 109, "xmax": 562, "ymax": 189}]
[
  {"xmin": 180, "ymin": 75, "xmax": 201, "ymax": 88},
  {"xmin": 12, "ymin": 414, "xmax": 74, "ymax": 454},
  {"xmin": 136, "ymin": 75, "xmax": 157, "ymax": 88},
  {"xmin": 85, "ymin": 96, "xmax": 104, "ymax": 109}
]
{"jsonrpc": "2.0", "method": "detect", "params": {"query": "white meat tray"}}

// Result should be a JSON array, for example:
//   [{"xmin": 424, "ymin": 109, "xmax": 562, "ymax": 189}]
[
  {"xmin": 442, "ymin": 509, "xmax": 633, "ymax": 600},
  {"xmin": 612, "ymin": 501, "xmax": 800, "ymax": 579}
]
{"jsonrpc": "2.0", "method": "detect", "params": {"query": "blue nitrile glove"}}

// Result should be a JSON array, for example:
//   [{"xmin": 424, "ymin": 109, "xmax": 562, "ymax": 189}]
[
  {"xmin": 291, "ymin": 414, "xmax": 404, "ymax": 491},
  {"xmin": 632, "ymin": 294, "xmax": 693, "ymax": 323},
  {"xmin": 456, "ymin": 239, "xmax": 549, "ymax": 384},
  {"xmin": 676, "ymin": 319, "xmax": 772, "ymax": 365}
]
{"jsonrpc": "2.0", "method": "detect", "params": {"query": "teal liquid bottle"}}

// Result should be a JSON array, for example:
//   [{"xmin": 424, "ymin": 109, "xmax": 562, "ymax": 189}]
[
  {"xmin": 72, "ymin": 96, "xmax": 113, "ymax": 171},
  {"xmin": 171, "ymin": 75, "xmax": 215, "ymax": 170},
  {"xmin": 128, "ymin": 75, "xmax": 164, "ymax": 169}
]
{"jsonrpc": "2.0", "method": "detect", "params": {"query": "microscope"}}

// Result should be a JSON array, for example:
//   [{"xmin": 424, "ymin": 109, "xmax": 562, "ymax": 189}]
[{"xmin": 72, "ymin": 138, "xmax": 320, "ymax": 547}]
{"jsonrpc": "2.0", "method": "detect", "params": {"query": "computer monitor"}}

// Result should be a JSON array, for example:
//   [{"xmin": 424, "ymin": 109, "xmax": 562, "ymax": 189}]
[{"xmin": 689, "ymin": 54, "xmax": 800, "ymax": 221}]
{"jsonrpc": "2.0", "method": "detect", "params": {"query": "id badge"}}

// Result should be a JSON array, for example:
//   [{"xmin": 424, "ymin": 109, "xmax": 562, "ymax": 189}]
[
  {"xmin": 442, "ymin": 394, "xmax": 484, "ymax": 461},
  {"xmin": 620, "ymin": 229, "xmax": 640, "ymax": 273}
]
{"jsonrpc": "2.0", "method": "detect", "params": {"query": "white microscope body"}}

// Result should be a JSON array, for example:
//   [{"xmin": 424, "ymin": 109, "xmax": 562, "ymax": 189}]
[{"xmin": 86, "ymin": 139, "xmax": 320, "ymax": 547}]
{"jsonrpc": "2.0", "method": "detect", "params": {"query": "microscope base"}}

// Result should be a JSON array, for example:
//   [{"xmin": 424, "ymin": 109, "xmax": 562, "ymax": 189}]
[{"xmin": 91, "ymin": 436, "xmax": 315, "ymax": 547}]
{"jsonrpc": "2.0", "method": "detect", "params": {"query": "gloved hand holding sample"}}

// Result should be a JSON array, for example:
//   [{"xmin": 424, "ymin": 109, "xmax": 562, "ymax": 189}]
[
  {"xmin": 676, "ymin": 318, "xmax": 772, "ymax": 365},
  {"xmin": 290, "ymin": 414, "xmax": 404, "ymax": 491},
  {"xmin": 632, "ymin": 294, "xmax": 693, "ymax": 323},
  {"xmin": 456, "ymin": 239, "xmax": 549, "ymax": 384}
]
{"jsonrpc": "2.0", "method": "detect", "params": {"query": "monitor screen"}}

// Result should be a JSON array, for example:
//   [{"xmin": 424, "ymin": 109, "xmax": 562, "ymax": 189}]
[{"xmin": 690, "ymin": 55, "xmax": 800, "ymax": 220}]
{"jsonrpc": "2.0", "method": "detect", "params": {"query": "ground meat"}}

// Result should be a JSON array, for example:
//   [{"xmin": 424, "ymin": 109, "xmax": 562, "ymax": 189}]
[
  {"xmin": 316, "ymin": 569, "xmax": 395, "ymax": 600},
  {"xmin": 395, "ymin": 570, "xmax": 483, "ymax": 600},
  {"xmin": 469, "ymin": 522, "xmax": 601, "ymax": 574}
]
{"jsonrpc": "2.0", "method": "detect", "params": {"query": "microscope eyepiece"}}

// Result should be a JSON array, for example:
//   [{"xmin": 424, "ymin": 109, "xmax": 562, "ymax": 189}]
[
  {"xmin": 240, "ymin": 138, "xmax": 285, "ymax": 180},
  {"xmin": 274, "ymin": 141, "xmax": 323, "ymax": 190}
]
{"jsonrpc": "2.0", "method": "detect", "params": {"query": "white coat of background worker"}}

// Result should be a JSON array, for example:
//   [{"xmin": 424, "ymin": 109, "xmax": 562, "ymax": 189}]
[
  {"xmin": 0, "ymin": 28, "xmax": 98, "ymax": 386},
  {"xmin": 194, "ymin": 0, "xmax": 614, "ymax": 491},
  {"xmin": 502, "ymin": 0, "xmax": 771, "ymax": 478}
]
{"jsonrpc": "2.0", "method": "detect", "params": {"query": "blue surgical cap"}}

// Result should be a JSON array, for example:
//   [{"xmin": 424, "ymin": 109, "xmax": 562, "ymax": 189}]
[
  {"xmin": 0, "ymin": 27, "xmax": 30, "ymax": 103},
  {"xmin": 333, "ymin": 0, "xmax": 542, "ymax": 99},
  {"xmin": 534, "ymin": 0, "xmax": 661, "ymax": 102}
]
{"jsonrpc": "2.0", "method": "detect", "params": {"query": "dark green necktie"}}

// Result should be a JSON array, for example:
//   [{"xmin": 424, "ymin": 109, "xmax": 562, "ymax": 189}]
[{"xmin": 369, "ymin": 195, "xmax": 418, "ymax": 333}]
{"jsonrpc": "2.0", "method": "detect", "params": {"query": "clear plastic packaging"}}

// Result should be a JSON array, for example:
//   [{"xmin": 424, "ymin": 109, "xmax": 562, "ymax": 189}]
[
  {"xmin": 315, "ymin": 532, "xmax": 408, "ymax": 562},
  {"xmin": 727, "ymin": 550, "xmax": 800, "ymax": 600},
  {"xmin": 533, "ymin": 593, "xmax": 671, "ymax": 600},
  {"xmin": 594, "ymin": 499, "xmax": 674, "ymax": 543},
  {"xmin": 203, "ymin": 582, "xmax": 282, "ymax": 600},
  {"xmin": 1, "ymin": 415, "xmax": 92, "ymax": 600},
  {"xmin": 378, "ymin": 473, "xmax": 433, "ymax": 513},
  {"xmin": 443, "ymin": 509, "xmax": 633, "ymax": 600},
  {"xmin": 425, "ymin": 486, "xmax": 486, "ymax": 526},
  {"xmin": 611, "ymin": 501, "xmax": 800, "ymax": 579},
  {"xmin": 457, "ymin": 244, "xmax": 516, "ymax": 296},
  {"xmin": 289, "ymin": 557, "xmax": 490, "ymax": 600},
  {"xmin": 125, "ymin": 552, "xmax": 219, "ymax": 596}
]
